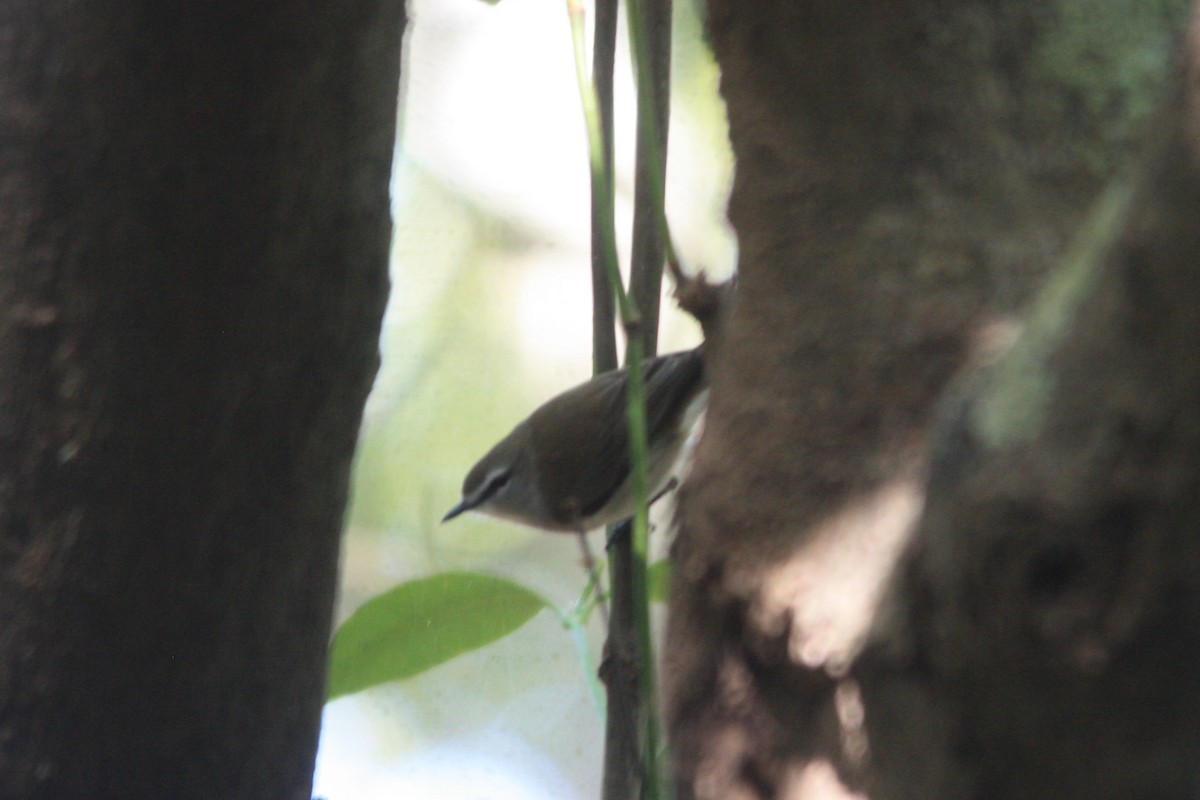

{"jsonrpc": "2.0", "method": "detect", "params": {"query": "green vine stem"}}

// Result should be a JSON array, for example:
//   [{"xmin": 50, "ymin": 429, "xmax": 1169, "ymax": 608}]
[{"xmin": 566, "ymin": 1, "xmax": 667, "ymax": 798}]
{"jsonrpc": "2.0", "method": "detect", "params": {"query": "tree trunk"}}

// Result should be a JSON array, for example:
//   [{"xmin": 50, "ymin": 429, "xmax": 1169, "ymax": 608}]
[
  {"xmin": 0, "ymin": 4, "xmax": 401, "ymax": 798},
  {"xmin": 667, "ymin": 1, "xmax": 1193, "ymax": 797},
  {"xmin": 853, "ymin": 44, "xmax": 1200, "ymax": 800}
]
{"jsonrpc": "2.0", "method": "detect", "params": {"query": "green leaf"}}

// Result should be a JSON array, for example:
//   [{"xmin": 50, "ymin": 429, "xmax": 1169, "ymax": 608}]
[
  {"xmin": 647, "ymin": 559, "xmax": 672, "ymax": 604},
  {"xmin": 327, "ymin": 571, "xmax": 550, "ymax": 700}
]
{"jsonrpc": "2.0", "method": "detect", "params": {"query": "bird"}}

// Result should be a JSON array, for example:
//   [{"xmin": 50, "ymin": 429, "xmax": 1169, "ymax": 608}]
[{"xmin": 442, "ymin": 346, "xmax": 707, "ymax": 532}]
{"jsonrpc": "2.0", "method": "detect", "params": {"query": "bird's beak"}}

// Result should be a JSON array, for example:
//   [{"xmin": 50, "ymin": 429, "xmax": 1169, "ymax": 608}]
[{"xmin": 441, "ymin": 498, "xmax": 471, "ymax": 523}]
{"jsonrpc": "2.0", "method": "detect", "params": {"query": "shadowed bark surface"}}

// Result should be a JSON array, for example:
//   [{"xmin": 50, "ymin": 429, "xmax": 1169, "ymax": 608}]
[
  {"xmin": 666, "ymin": 1, "xmax": 1194, "ymax": 797},
  {"xmin": 854, "ymin": 64, "xmax": 1200, "ymax": 799},
  {"xmin": 0, "ymin": 3, "xmax": 402, "ymax": 798}
]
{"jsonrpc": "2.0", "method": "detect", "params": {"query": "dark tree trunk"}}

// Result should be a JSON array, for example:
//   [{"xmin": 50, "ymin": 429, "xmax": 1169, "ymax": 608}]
[
  {"xmin": 0, "ymin": 3, "xmax": 402, "ymax": 798},
  {"xmin": 853, "ymin": 53, "xmax": 1200, "ymax": 800},
  {"xmin": 667, "ymin": 0, "xmax": 1193, "ymax": 797}
]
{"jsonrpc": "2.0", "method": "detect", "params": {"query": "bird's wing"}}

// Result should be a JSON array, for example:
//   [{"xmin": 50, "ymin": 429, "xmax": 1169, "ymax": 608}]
[
  {"xmin": 643, "ymin": 346, "xmax": 706, "ymax": 443},
  {"xmin": 530, "ymin": 347, "xmax": 705, "ymax": 525}
]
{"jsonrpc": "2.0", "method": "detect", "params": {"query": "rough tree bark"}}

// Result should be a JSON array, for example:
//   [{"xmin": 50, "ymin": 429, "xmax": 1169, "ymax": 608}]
[
  {"xmin": 0, "ymin": 4, "xmax": 401, "ymax": 799},
  {"xmin": 667, "ymin": 1, "xmax": 1193, "ymax": 797},
  {"xmin": 853, "ymin": 39, "xmax": 1200, "ymax": 800}
]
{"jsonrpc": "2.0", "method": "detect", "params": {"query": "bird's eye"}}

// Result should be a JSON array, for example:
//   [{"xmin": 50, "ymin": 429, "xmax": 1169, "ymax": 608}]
[{"xmin": 483, "ymin": 469, "xmax": 511, "ymax": 497}]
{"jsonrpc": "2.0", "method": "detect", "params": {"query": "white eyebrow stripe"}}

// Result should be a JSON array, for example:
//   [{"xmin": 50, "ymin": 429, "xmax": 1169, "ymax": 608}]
[{"xmin": 472, "ymin": 467, "xmax": 511, "ymax": 503}]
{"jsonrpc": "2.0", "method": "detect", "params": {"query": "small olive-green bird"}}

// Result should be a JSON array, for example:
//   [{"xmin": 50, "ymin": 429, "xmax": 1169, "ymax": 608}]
[{"xmin": 442, "ymin": 347, "xmax": 707, "ymax": 532}]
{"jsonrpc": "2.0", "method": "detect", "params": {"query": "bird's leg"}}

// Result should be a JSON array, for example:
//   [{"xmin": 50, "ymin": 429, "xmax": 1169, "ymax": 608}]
[
  {"xmin": 562, "ymin": 499, "xmax": 609, "ymax": 627},
  {"xmin": 575, "ymin": 525, "xmax": 610, "ymax": 629}
]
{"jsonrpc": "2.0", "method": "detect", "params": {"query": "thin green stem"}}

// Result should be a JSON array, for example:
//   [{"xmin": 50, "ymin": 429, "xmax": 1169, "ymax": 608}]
[
  {"xmin": 623, "ymin": 332, "xmax": 665, "ymax": 800},
  {"xmin": 568, "ymin": 2, "xmax": 666, "ymax": 797},
  {"xmin": 558, "ymin": 602, "xmax": 608, "ymax": 718},
  {"xmin": 623, "ymin": 1, "xmax": 674, "ymax": 796},
  {"xmin": 575, "ymin": 559, "xmax": 609, "ymax": 622},
  {"xmin": 567, "ymin": 0, "xmax": 638, "ymax": 328},
  {"xmin": 571, "ymin": 617, "xmax": 607, "ymax": 717}
]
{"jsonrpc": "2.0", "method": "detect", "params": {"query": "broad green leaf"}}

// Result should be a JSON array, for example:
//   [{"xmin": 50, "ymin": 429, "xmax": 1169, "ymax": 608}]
[
  {"xmin": 327, "ymin": 571, "xmax": 550, "ymax": 700},
  {"xmin": 647, "ymin": 559, "xmax": 672, "ymax": 604}
]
